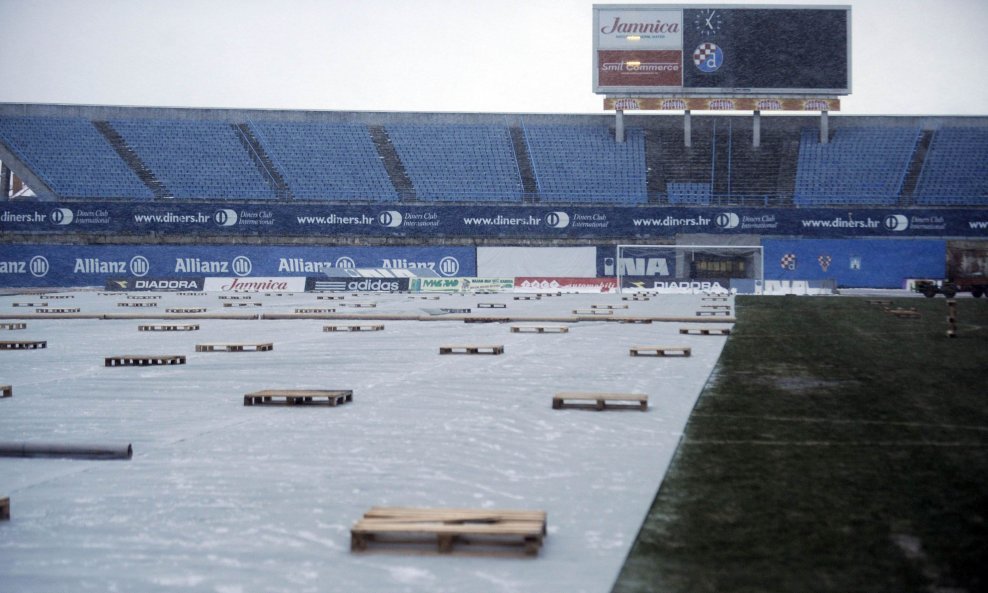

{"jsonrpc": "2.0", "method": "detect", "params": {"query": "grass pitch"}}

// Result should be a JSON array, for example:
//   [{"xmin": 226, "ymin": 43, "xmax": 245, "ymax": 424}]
[{"xmin": 612, "ymin": 296, "xmax": 988, "ymax": 593}]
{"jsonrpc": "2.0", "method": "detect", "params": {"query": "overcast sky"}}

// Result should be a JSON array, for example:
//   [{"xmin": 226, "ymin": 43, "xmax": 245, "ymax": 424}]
[{"xmin": 0, "ymin": 0, "xmax": 986, "ymax": 115}]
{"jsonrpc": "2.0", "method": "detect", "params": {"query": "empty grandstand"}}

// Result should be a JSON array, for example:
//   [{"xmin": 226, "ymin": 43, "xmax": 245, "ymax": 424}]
[{"xmin": 2, "ymin": 106, "xmax": 987, "ymax": 208}]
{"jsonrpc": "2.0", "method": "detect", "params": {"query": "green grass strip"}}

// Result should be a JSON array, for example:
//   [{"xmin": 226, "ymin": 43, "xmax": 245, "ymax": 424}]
[{"xmin": 612, "ymin": 296, "xmax": 988, "ymax": 593}]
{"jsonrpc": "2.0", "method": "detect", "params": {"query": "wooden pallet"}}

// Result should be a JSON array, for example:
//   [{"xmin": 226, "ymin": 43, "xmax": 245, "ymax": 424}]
[
  {"xmin": 478, "ymin": 303, "xmax": 507, "ymax": 309},
  {"xmin": 351, "ymin": 507, "xmax": 547, "ymax": 556},
  {"xmin": 0, "ymin": 497, "xmax": 8, "ymax": 521},
  {"xmin": 295, "ymin": 308, "xmax": 336, "ymax": 314},
  {"xmin": 409, "ymin": 296, "xmax": 440, "ymax": 300},
  {"xmin": 243, "ymin": 389, "xmax": 352, "ymax": 407},
  {"xmin": 166, "ymin": 307, "xmax": 207, "ymax": 313},
  {"xmin": 696, "ymin": 310, "xmax": 730, "ymax": 317},
  {"xmin": 510, "ymin": 325, "xmax": 569, "ymax": 333},
  {"xmin": 702, "ymin": 296, "xmax": 729, "ymax": 301},
  {"xmin": 573, "ymin": 309, "xmax": 613, "ymax": 315},
  {"xmin": 105, "ymin": 354, "xmax": 186, "ymax": 366},
  {"xmin": 195, "ymin": 343, "xmax": 273, "ymax": 352},
  {"xmin": 630, "ymin": 345, "xmax": 692, "ymax": 357},
  {"xmin": 679, "ymin": 327, "xmax": 732, "ymax": 336},
  {"xmin": 0, "ymin": 323, "xmax": 27, "ymax": 330},
  {"xmin": 317, "ymin": 295, "xmax": 346, "ymax": 300},
  {"xmin": 866, "ymin": 299, "xmax": 893, "ymax": 306},
  {"xmin": 439, "ymin": 344, "xmax": 504, "ymax": 355},
  {"xmin": 126, "ymin": 295, "xmax": 161, "ymax": 300},
  {"xmin": 552, "ymin": 392, "xmax": 648, "ymax": 411},
  {"xmin": 536, "ymin": 292, "xmax": 563, "ymax": 297},
  {"xmin": 887, "ymin": 308, "xmax": 921, "ymax": 319},
  {"xmin": 117, "ymin": 302, "xmax": 158, "ymax": 307},
  {"xmin": 263, "ymin": 292, "xmax": 292, "ymax": 297},
  {"xmin": 513, "ymin": 296, "xmax": 540, "ymax": 301},
  {"xmin": 0, "ymin": 340, "xmax": 47, "ymax": 350},
  {"xmin": 176, "ymin": 292, "xmax": 203, "ymax": 296},
  {"xmin": 39, "ymin": 295, "xmax": 73, "ymax": 299},
  {"xmin": 138, "ymin": 324, "xmax": 200, "ymax": 332},
  {"xmin": 323, "ymin": 324, "xmax": 385, "ymax": 332},
  {"xmin": 223, "ymin": 302, "xmax": 262, "ymax": 308},
  {"xmin": 618, "ymin": 319, "xmax": 653, "ymax": 324},
  {"xmin": 700, "ymin": 304, "xmax": 731, "ymax": 310},
  {"xmin": 218, "ymin": 295, "xmax": 252, "ymax": 300},
  {"xmin": 591, "ymin": 304, "xmax": 628, "ymax": 310},
  {"xmin": 621, "ymin": 295, "xmax": 651, "ymax": 301},
  {"xmin": 35, "ymin": 308, "xmax": 80, "ymax": 314},
  {"xmin": 12, "ymin": 302, "xmax": 46, "ymax": 307},
  {"xmin": 1, "ymin": 385, "xmax": 11, "ymax": 398},
  {"xmin": 340, "ymin": 303, "xmax": 377, "ymax": 308}
]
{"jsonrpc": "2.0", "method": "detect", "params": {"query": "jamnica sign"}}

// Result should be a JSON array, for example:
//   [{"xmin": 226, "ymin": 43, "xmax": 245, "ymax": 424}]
[{"xmin": 203, "ymin": 277, "xmax": 306, "ymax": 292}]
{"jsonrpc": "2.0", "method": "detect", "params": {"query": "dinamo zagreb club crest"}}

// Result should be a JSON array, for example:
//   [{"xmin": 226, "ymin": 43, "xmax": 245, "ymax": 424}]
[{"xmin": 694, "ymin": 43, "xmax": 724, "ymax": 73}]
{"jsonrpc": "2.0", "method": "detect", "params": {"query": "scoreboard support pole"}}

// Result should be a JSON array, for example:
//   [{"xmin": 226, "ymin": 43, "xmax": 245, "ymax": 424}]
[
  {"xmin": 820, "ymin": 110, "xmax": 829, "ymax": 144},
  {"xmin": 615, "ymin": 110, "xmax": 625, "ymax": 143},
  {"xmin": 684, "ymin": 110, "xmax": 692, "ymax": 148},
  {"xmin": 753, "ymin": 110, "xmax": 761, "ymax": 148}
]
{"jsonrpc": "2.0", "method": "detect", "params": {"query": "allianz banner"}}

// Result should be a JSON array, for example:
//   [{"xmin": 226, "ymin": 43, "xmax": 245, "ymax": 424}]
[
  {"xmin": 0, "ymin": 245, "xmax": 475, "ymax": 288},
  {"xmin": 2, "ymin": 203, "xmax": 987, "ymax": 238}
]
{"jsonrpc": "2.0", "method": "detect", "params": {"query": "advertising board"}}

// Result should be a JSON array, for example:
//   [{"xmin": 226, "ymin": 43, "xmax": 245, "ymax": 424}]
[
  {"xmin": 203, "ymin": 277, "xmax": 307, "ymax": 293},
  {"xmin": 105, "ymin": 277, "xmax": 204, "ymax": 291},
  {"xmin": 2, "ymin": 202, "xmax": 986, "ymax": 239},
  {"xmin": 0, "ymin": 244, "xmax": 475, "ymax": 288},
  {"xmin": 306, "ymin": 277, "xmax": 410, "ymax": 292},
  {"xmin": 514, "ymin": 277, "xmax": 619, "ymax": 293},
  {"xmin": 593, "ymin": 5, "xmax": 851, "ymax": 95}
]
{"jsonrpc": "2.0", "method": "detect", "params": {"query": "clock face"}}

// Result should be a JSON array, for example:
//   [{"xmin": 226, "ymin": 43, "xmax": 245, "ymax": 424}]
[{"xmin": 693, "ymin": 9, "xmax": 722, "ymax": 35}]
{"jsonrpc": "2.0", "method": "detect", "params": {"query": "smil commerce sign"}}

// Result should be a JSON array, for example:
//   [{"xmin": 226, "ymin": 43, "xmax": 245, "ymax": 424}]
[{"xmin": 2, "ymin": 203, "xmax": 987, "ymax": 239}]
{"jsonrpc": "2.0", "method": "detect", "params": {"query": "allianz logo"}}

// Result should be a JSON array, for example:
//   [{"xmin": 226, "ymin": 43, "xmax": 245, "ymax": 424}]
[
  {"xmin": 174, "ymin": 256, "xmax": 253, "ymax": 276},
  {"xmin": 74, "ymin": 256, "xmax": 150, "ymax": 277},
  {"xmin": 0, "ymin": 256, "xmax": 51, "ymax": 277}
]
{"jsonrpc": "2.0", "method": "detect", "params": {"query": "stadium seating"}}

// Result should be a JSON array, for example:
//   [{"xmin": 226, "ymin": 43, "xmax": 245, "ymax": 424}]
[
  {"xmin": 667, "ymin": 182, "xmax": 712, "ymax": 205},
  {"xmin": 249, "ymin": 121, "xmax": 398, "ymax": 201},
  {"xmin": 0, "ymin": 116, "xmax": 153, "ymax": 199},
  {"xmin": 793, "ymin": 126, "xmax": 921, "ymax": 206},
  {"xmin": 523, "ymin": 125, "xmax": 646, "ymax": 204},
  {"xmin": 914, "ymin": 127, "xmax": 988, "ymax": 205},
  {"xmin": 385, "ymin": 124, "xmax": 523, "ymax": 202},
  {"xmin": 109, "ymin": 119, "xmax": 276, "ymax": 200}
]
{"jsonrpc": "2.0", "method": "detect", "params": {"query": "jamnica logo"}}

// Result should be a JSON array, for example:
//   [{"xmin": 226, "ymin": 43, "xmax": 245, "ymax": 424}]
[
  {"xmin": 220, "ymin": 278, "xmax": 289, "ymax": 292},
  {"xmin": 599, "ymin": 17, "xmax": 679, "ymax": 35}
]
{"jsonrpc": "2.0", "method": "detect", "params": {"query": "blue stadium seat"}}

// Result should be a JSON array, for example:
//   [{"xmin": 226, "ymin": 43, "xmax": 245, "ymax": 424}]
[
  {"xmin": 523, "ymin": 125, "xmax": 646, "ymax": 204},
  {"xmin": 667, "ymin": 182, "xmax": 712, "ymax": 205},
  {"xmin": 793, "ymin": 127, "xmax": 920, "ymax": 206},
  {"xmin": 914, "ymin": 128, "xmax": 988, "ymax": 206},
  {"xmin": 385, "ymin": 124, "xmax": 523, "ymax": 202},
  {"xmin": 109, "ymin": 119, "xmax": 275, "ymax": 200},
  {"xmin": 249, "ymin": 121, "xmax": 397, "ymax": 201},
  {"xmin": 0, "ymin": 116, "xmax": 153, "ymax": 199}
]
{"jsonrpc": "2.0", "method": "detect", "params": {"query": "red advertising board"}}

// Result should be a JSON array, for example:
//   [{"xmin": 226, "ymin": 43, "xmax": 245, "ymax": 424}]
[
  {"xmin": 515, "ymin": 277, "xmax": 618, "ymax": 293},
  {"xmin": 597, "ymin": 50, "xmax": 682, "ymax": 88}
]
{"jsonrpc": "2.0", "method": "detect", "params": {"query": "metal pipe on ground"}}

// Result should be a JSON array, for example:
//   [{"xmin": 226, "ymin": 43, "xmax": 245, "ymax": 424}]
[{"xmin": 0, "ymin": 442, "xmax": 133, "ymax": 460}]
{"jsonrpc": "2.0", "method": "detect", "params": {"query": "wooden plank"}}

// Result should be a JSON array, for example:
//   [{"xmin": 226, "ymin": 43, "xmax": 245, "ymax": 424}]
[
  {"xmin": 477, "ymin": 303, "xmax": 507, "ymax": 309},
  {"xmin": 243, "ymin": 389, "xmax": 352, "ymax": 407},
  {"xmin": 0, "ymin": 340, "xmax": 47, "ymax": 350},
  {"xmin": 1, "ymin": 385, "xmax": 11, "ymax": 398},
  {"xmin": 117, "ymin": 302, "xmax": 158, "ymax": 307},
  {"xmin": 351, "ymin": 506, "xmax": 546, "ymax": 555},
  {"xmin": 0, "ymin": 496, "xmax": 8, "ymax": 521},
  {"xmin": 513, "ymin": 296, "xmax": 540, "ymax": 301},
  {"xmin": 553, "ymin": 392, "xmax": 648, "ymax": 411},
  {"xmin": 317, "ymin": 295, "xmax": 345, "ymax": 300},
  {"xmin": 510, "ymin": 325, "xmax": 569, "ymax": 333},
  {"xmin": 295, "ymin": 308, "xmax": 336, "ymax": 314},
  {"xmin": 679, "ymin": 327, "xmax": 732, "ymax": 336},
  {"xmin": 339, "ymin": 303, "xmax": 377, "ymax": 308},
  {"xmin": 323, "ymin": 324, "xmax": 385, "ymax": 332},
  {"xmin": 696, "ymin": 310, "xmax": 730, "ymax": 317},
  {"xmin": 629, "ymin": 345, "xmax": 691, "ymax": 357},
  {"xmin": 126, "ymin": 295, "xmax": 161, "ymax": 300},
  {"xmin": 195, "ymin": 343, "xmax": 273, "ymax": 352},
  {"xmin": 0, "ymin": 323, "xmax": 27, "ymax": 330},
  {"xmin": 35, "ymin": 308, "xmax": 80, "ymax": 314},
  {"xmin": 166, "ymin": 307, "xmax": 207, "ymax": 313},
  {"xmin": 12, "ymin": 302, "xmax": 47, "ymax": 307},
  {"xmin": 439, "ymin": 344, "xmax": 504, "ymax": 355},
  {"xmin": 699, "ymin": 304, "xmax": 731, "ymax": 310},
  {"xmin": 38, "ymin": 294, "xmax": 74, "ymax": 299},
  {"xmin": 591, "ymin": 304, "xmax": 628, "ymax": 310},
  {"xmin": 621, "ymin": 295, "xmax": 651, "ymax": 301},
  {"xmin": 218, "ymin": 295, "xmax": 252, "ymax": 300},
  {"xmin": 573, "ymin": 309, "xmax": 613, "ymax": 315},
  {"xmin": 104, "ymin": 354, "xmax": 186, "ymax": 367},
  {"xmin": 223, "ymin": 302, "xmax": 262, "ymax": 307},
  {"xmin": 138, "ymin": 324, "xmax": 200, "ymax": 332}
]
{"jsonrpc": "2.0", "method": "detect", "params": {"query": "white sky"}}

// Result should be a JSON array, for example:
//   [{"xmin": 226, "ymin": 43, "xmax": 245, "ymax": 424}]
[{"xmin": 0, "ymin": 0, "xmax": 986, "ymax": 115}]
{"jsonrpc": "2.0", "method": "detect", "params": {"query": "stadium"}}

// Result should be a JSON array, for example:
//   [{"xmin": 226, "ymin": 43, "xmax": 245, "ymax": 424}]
[{"xmin": 1, "ymin": 3, "xmax": 987, "ymax": 593}]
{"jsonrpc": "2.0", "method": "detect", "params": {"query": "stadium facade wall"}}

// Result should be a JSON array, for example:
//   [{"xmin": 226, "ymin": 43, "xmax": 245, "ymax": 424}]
[
  {"xmin": 762, "ymin": 239, "xmax": 946, "ymax": 288},
  {"xmin": 477, "ymin": 247, "xmax": 597, "ymax": 277},
  {"xmin": 0, "ymin": 244, "xmax": 474, "ymax": 288}
]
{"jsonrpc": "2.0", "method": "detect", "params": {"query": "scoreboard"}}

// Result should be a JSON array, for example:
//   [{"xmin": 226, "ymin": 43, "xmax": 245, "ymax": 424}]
[{"xmin": 593, "ymin": 5, "xmax": 851, "ymax": 96}]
